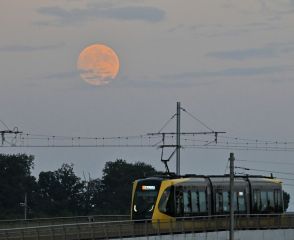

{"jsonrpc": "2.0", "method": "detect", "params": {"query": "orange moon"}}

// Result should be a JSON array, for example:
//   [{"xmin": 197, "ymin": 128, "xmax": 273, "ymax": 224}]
[{"xmin": 77, "ymin": 44, "xmax": 120, "ymax": 86}]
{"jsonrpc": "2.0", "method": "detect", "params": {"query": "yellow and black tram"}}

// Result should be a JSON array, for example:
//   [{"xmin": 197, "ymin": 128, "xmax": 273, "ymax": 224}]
[{"xmin": 131, "ymin": 175, "xmax": 284, "ymax": 222}]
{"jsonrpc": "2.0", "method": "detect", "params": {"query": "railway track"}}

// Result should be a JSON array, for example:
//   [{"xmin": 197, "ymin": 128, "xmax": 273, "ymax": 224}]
[{"xmin": 1, "ymin": 214, "xmax": 294, "ymax": 240}]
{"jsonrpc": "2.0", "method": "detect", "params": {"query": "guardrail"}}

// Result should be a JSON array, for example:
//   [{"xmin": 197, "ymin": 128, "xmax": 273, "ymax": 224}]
[
  {"xmin": 0, "ymin": 214, "xmax": 294, "ymax": 240},
  {"xmin": 0, "ymin": 215, "xmax": 130, "ymax": 230}
]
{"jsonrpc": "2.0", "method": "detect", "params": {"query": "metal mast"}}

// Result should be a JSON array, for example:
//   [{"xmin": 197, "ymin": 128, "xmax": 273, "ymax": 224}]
[
  {"xmin": 148, "ymin": 102, "xmax": 225, "ymax": 175},
  {"xmin": 176, "ymin": 102, "xmax": 181, "ymax": 175},
  {"xmin": 229, "ymin": 152, "xmax": 235, "ymax": 240}
]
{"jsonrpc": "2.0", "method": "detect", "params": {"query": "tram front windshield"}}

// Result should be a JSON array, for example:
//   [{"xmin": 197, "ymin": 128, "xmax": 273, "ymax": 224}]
[{"xmin": 133, "ymin": 182, "xmax": 160, "ymax": 219}]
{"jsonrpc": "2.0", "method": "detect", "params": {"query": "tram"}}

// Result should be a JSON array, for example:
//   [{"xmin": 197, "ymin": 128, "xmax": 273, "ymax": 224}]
[{"xmin": 131, "ymin": 175, "xmax": 284, "ymax": 222}]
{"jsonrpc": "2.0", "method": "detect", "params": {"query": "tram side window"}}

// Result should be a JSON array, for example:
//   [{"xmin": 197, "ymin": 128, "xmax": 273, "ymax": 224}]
[
  {"xmin": 253, "ymin": 190, "xmax": 261, "ymax": 212},
  {"xmin": 216, "ymin": 191, "xmax": 229, "ymax": 213},
  {"xmin": 159, "ymin": 187, "xmax": 174, "ymax": 215},
  {"xmin": 267, "ymin": 191, "xmax": 275, "ymax": 211},
  {"xmin": 223, "ymin": 192, "xmax": 229, "ymax": 212},
  {"xmin": 183, "ymin": 190, "xmax": 192, "ymax": 214},
  {"xmin": 175, "ymin": 187, "xmax": 183, "ymax": 216},
  {"xmin": 274, "ymin": 189, "xmax": 282, "ymax": 211},
  {"xmin": 216, "ymin": 191, "xmax": 246, "ymax": 213},
  {"xmin": 253, "ymin": 190, "xmax": 276, "ymax": 212},
  {"xmin": 191, "ymin": 191, "xmax": 199, "ymax": 213},
  {"xmin": 199, "ymin": 191, "xmax": 207, "ymax": 213},
  {"xmin": 237, "ymin": 192, "xmax": 246, "ymax": 212},
  {"xmin": 216, "ymin": 192, "xmax": 222, "ymax": 213},
  {"xmin": 261, "ymin": 191, "xmax": 268, "ymax": 211},
  {"xmin": 175, "ymin": 188, "xmax": 207, "ymax": 216}
]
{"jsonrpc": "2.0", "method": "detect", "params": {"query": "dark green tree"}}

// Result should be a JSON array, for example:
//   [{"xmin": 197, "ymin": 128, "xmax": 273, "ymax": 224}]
[
  {"xmin": 37, "ymin": 164, "xmax": 85, "ymax": 216},
  {"xmin": 100, "ymin": 159, "xmax": 158, "ymax": 214},
  {"xmin": 82, "ymin": 178, "xmax": 103, "ymax": 215},
  {"xmin": 0, "ymin": 154, "xmax": 37, "ymax": 219}
]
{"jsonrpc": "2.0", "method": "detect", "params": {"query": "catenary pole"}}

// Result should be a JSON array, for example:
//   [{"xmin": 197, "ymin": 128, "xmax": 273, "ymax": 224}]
[
  {"xmin": 24, "ymin": 193, "xmax": 27, "ymax": 220},
  {"xmin": 229, "ymin": 152, "xmax": 235, "ymax": 240},
  {"xmin": 176, "ymin": 102, "xmax": 181, "ymax": 175}
]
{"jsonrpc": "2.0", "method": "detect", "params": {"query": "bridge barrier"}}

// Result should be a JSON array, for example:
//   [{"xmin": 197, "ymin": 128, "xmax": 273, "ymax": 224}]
[
  {"xmin": 0, "ymin": 214, "xmax": 294, "ymax": 240},
  {"xmin": 0, "ymin": 215, "xmax": 130, "ymax": 229}
]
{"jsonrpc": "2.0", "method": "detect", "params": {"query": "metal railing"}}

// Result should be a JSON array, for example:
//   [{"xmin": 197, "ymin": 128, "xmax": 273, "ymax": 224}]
[
  {"xmin": 0, "ymin": 214, "xmax": 294, "ymax": 240},
  {"xmin": 0, "ymin": 215, "xmax": 130, "ymax": 230}
]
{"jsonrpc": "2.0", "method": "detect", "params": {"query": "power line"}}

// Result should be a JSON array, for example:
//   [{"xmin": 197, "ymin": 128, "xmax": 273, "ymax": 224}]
[
  {"xmin": 219, "ymin": 135, "xmax": 294, "ymax": 145},
  {"xmin": 236, "ymin": 166, "xmax": 294, "ymax": 176},
  {"xmin": 182, "ymin": 137, "xmax": 294, "ymax": 148},
  {"xmin": 224, "ymin": 159, "xmax": 229, "ymax": 174},
  {"xmin": 0, "ymin": 144, "xmax": 156, "ymax": 148},
  {"xmin": 0, "ymin": 119, "xmax": 10, "ymax": 130},
  {"xmin": 236, "ymin": 159, "xmax": 294, "ymax": 166},
  {"xmin": 283, "ymin": 184, "xmax": 294, "ymax": 187},
  {"xmin": 157, "ymin": 114, "xmax": 176, "ymax": 133},
  {"xmin": 2, "ymin": 133, "xmax": 294, "ymax": 152},
  {"xmin": 277, "ymin": 177, "xmax": 294, "ymax": 181},
  {"xmin": 184, "ymin": 144, "xmax": 294, "ymax": 152},
  {"xmin": 180, "ymin": 107, "xmax": 214, "ymax": 132},
  {"xmin": 1, "ymin": 106, "xmax": 294, "ymax": 153}
]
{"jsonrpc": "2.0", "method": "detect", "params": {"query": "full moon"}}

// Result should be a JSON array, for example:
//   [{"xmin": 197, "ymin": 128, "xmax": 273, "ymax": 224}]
[{"xmin": 77, "ymin": 44, "xmax": 120, "ymax": 86}]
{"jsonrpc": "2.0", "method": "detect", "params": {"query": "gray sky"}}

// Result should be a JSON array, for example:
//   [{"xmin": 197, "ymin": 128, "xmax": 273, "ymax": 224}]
[{"xmin": 1, "ymin": 1, "xmax": 294, "ymax": 209}]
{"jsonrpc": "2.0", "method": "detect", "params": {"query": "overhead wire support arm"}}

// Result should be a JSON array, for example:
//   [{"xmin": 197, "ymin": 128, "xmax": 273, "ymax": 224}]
[
  {"xmin": 147, "ymin": 131, "xmax": 226, "ymax": 145},
  {"xmin": 148, "ymin": 102, "xmax": 227, "ymax": 176},
  {"xmin": 148, "ymin": 131, "xmax": 226, "ymax": 136},
  {"xmin": 1, "ymin": 128, "xmax": 23, "ymax": 145}
]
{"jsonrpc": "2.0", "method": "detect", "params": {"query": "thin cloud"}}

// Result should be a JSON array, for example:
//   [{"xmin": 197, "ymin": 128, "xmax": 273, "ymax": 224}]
[
  {"xmin": 0, "ymin": 43, "xmax": 64, "ymax": 53},
  {"xmin": 36, "ymin": 5, "xmax": 165, "ymax": 25},
  {"xmin": 206, "ymin": 48, "xmax": 276, "ymax": 60},
  {"xmin": 108, "ymin": 65, "xmax": 294, "ymax": 89},
  {"xmin": 161, "ymin": 65, "xmax": 293, "ymax": 80},
  {"xmin": 207, "ymin": 42, "xmax": 294, "ymax": 60},
  {"xmin": 43, "ymin": 71, "xmax": 78, "ymax": 80},
  {"xmin": 168, "ymin": 22, "xmax": 277, "ymax": 38}
]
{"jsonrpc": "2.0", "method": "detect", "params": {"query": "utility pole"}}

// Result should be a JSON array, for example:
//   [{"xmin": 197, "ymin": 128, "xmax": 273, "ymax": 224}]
[
  {"xmin": 176, "ymin": 102, "xmax": 181, "ymax": 176},
  {"xmin": 24, "ymin": 193, "xmax": 27, "ymax": 220},
  {"xmin": 148, "ymin": 102, "xmax": 225, "ymax": 176},
  {"xmin": 20, "ymin": 193, "xmax": 28, "ymax": 220},
  {"xmin": 229, "ymin": 153, "xmax": 235, "ymax": 240}
]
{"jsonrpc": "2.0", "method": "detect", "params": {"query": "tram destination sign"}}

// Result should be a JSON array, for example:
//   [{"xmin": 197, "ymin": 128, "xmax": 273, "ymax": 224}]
[{"xmin": 142, "ymin": 185, "xmax": 156, "ymax": 191}]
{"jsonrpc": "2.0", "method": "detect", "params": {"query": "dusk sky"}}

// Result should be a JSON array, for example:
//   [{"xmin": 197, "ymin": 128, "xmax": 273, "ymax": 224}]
[{"xmin": 1, "ymin": 1, "xmax": 294, "ymax": 209}]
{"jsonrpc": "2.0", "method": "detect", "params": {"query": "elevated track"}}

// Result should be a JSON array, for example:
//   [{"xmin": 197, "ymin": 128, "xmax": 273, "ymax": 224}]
[{"xmin": 1, "ymin": 214, "xmax": 294, "ymax": 240}]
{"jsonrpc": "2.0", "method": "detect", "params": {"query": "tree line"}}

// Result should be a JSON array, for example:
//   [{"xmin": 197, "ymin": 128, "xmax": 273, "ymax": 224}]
[
  {"xmin": 0, "ymin": 154, "xmax": 157, "ymax": 219},
  {"xmin": 0, "ymin": 154, "xmax": 291, "ymax": 219}
]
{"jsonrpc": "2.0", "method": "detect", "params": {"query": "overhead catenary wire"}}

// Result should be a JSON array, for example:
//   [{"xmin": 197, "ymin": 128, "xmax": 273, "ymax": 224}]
[
  {"xmin": 1, "ymin": 105, "xmax": 294, "ymax": 152},
  {"xmin": 236, "ymin": 166, "xmax": 294, "ymax": 176},
  {"xmin": 182, "ymin": 137, "xmax": 294, "ymax": 148},
  {"xmin": 277, "ymin": 177, "xmax": 294, "ymax": 181},
  {"xmin": 19, "ymin": 132, "xmax": 294, "ymax": 151},
  {"xmin": 184, "ymin": 145, "xmax": 294, "ymax": 152},
  {"xmin": 224, "ymin": 160, "xmax": 230, "ymax": 174},
  {"xmin": 236, "ymin": 159, "xmax": 294, "ymax": 166},
  {"xmin": 283, "ymin": 183, "xmax": 294, "ymax": 187},
  {"xmin": 219, "ymin": 135, "xmax": 294, "ymax": 145},
  {"xmin": 2, "ymin": 135, "xmax": 294, "ymax": 151}
]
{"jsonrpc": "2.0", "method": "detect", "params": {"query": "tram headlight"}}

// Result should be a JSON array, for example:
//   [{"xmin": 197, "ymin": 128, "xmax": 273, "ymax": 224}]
[{"xmin": 149, "ymin": 205, "xmax": 154, "ymax": 212}]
